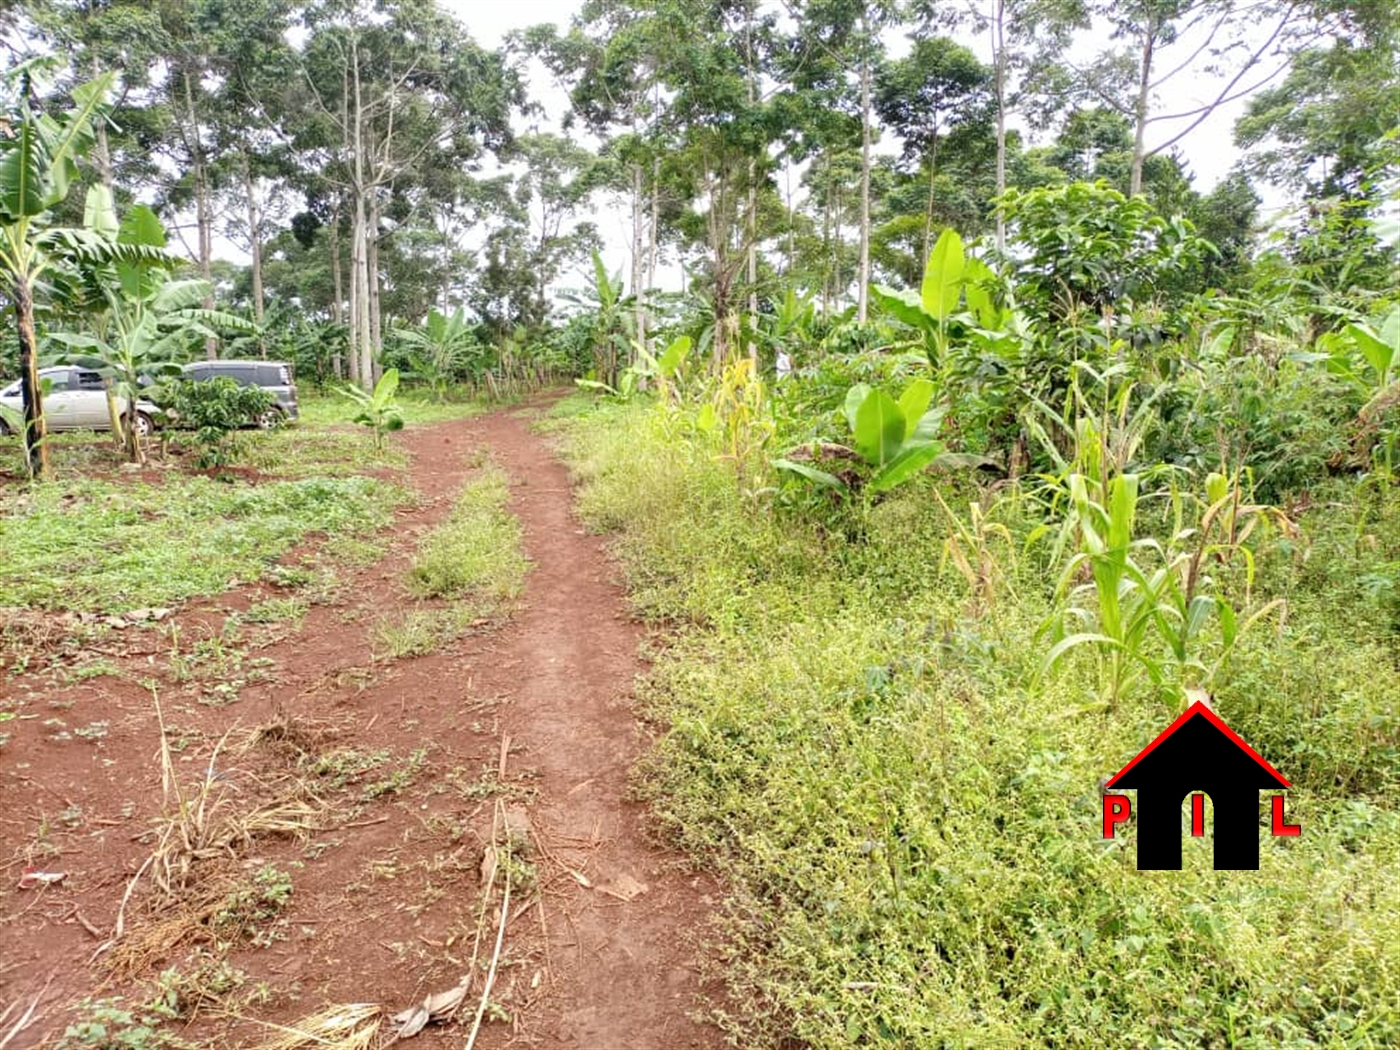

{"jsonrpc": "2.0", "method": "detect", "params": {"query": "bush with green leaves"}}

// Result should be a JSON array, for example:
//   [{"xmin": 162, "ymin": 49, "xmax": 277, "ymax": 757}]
[
  {"xmin": 170, "ymin": 376, "xmax": 277, "ymax": 468},
  {"xmin": 996, "ymin": 180, "xmax": 1213, "ymax": 324}
]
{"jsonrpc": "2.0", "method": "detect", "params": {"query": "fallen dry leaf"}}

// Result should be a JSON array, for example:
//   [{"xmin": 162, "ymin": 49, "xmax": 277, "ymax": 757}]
[
  {"xmin": 479, "ymin": 845, "xmax": 498, "ymax": 888},
  {"xmin": 390, "ymin": 976, "xmax": 470, "ymax": 1039},
  {"xmin": 598, "ymin": 872, "xmax": 649, "ymax": 902}
]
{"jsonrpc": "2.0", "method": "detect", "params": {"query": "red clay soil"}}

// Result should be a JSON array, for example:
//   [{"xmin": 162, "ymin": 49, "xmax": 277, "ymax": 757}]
[{"xmin": 0, "ymin": 399, "xmax": 724, "ymax": 1049}]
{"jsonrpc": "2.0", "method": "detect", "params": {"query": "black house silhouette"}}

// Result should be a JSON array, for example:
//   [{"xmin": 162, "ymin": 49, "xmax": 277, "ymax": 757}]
[{"xmin": 1107, "ymin": 701, "xmax": 1289, "ymax": 870}]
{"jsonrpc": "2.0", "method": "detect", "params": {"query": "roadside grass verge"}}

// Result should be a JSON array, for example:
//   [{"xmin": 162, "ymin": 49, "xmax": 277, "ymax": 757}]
[
  {"xmin": 0, "ymin": 474, "xmax": 407, "ymax": 612},
  {"xmin": 556, "ymin": 399, "xmax": 1400, "ymax": 1048},
  {"xmin": 296, "ymin": 390, "xmax": 484, "ymax": 428}
]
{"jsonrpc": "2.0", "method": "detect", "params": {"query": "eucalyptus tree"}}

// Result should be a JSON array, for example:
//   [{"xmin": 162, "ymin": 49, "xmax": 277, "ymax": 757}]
[
  {"xmin": 921, "ymin": 0, "xmax": 1085, "ymax": 250},
  {"xmin": 289, "ymin": 0, "xmax": 520, "ymax": 388},
  {"xmin": 787, "ymin": 0, "xmax": 899, "ymax": 322},
  {"xmin": 1068, "ymin": 0, "xmax": 1383, "ymax": 195},
  {"xmin": 525, "ymin": 0, "xmax": 681, "ymax": 355}
]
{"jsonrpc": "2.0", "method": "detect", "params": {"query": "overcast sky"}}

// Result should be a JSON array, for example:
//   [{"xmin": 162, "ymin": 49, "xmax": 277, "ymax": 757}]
[{"xmin": 442, "ymin": 0, "xmax": 1258, "ymax": 191}]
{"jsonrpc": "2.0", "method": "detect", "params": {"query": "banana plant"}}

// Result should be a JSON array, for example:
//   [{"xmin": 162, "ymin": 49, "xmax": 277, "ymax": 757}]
[
  {"xmin": 1317, "ymin": 306, "xmax": 1400, "ymax": 473},
  {"xmin": 51, "ymin": 189, "xmax": 257, "ymax": 462},
  {"xmin": 392, "ymin": 307, "xmax": 482, "ymax": 400},
  {"xmin": 0, "ymin": 66, "xmax": 115, "ymax": 477},
  {"xmin": 774, "ymin": 379, "xmax": 982, "ymax": 495},
  {"xmin": 870, "ymin": 228, "xmax": 1006, "ymax": 368},
  {"xmin": 341, "ymin": 368, "xmax": 405, "ymax": 448}
]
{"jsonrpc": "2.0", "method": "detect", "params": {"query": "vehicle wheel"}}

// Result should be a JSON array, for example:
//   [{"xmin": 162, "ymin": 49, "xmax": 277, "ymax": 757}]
[
  {"xmin": 256, "ymin": 405, "xmax": 286, "ymax": 430},
  {"xmin": 133, "ymin": 412, "xmax": 154, "ymax": 438}
]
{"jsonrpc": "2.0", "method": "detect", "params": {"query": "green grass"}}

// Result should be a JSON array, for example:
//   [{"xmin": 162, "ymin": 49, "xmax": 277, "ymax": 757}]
[
  {"xmin": 244, "ymin": 426, "xmax": 406, "ymax": 476},
  {"xmin": 0, "ymin": 474, "xmax": 407, "ymax": 612},
  {"xmin": 297, "ymin": 389, "xmax": 485, "ymax": 427},
  {"xmin": 557, "ymin": 399, "xmax": 1400, "ymax": 1049},
  {"xmin": 407, "ymin": 463, "xmax": 528, "ymax": 610},
  {"xmin": 372, "ymin": 607, "xmax": 475, "ymax": 659}
]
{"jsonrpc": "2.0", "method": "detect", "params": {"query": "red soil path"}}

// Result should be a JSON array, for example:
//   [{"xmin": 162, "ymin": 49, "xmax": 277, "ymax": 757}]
[{"xmin": 0, "ymin": 400, "xmax": 723, "ymax": 1049}]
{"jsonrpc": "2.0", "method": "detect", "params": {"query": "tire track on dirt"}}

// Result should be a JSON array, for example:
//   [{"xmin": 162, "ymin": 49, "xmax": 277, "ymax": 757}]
[{"xmin": 463, "ymin": 404, "xmax": 722, "ymax": 1050}]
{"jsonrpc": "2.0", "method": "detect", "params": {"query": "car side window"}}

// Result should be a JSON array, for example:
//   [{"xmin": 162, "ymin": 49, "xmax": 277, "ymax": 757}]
[
  {"xmin": 219, "ymin": 366, "xmax": 254, "ymax": 386},
  {"xmin": 43, "ymin": 371, "xmax": 73, "ymax": 392},
  {"xmin": 77, "ymin": 371, "xmax": 106, "ymax": 391}
]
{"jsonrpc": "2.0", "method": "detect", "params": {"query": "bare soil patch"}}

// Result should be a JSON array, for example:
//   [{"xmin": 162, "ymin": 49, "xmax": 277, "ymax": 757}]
[{"xmin": 0, "ymin": 399, "xmax": 720, "ymax": 1049}]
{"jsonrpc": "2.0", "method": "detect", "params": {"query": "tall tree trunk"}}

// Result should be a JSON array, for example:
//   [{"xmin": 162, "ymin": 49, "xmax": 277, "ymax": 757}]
[
  {"xmin": 631, "ymin": 161, "xmax": 645, "ymax": 359},
  {"xmin": 353, "ymin": 197, "xmax": 372, "ymax": 389},
  {"xmin": 243, "ymin": 154, "xmax": 266, "ymax": 357},
  {"xmin": 785, "ymin": 161, "xmax": 795, "ymax": 278},
  {"xmin": 821, "ymin": 168, "xmax": 832, "ymax": 316},
  {"xmin": 182, "ymin": 69, "xmax": 216, "ymax": 359},
  {"xmin": 351, "ymin": 37, "xmax": 373, "ymax": 390},
  {"xmin": 922, "ymin": 133, "xmax": 941, "ymax": 267},
  {"xmin": 746, "ymin": 160, "xmax": 757, "ymax": 365},
  {"xmin": 992, "ymin": 0, "xmax": 1007, "ymax": 254},
  {"xmin": 856, "ymin": 40, "xmax": 872, "ymax": 323},
  {"xmin": 1129, "ymin": 25, "xmax": 1156, "ymax": 197},
  {"xmin": 648, "ymin": 155, "xmax": 660, "ymax": 304},
  {"xmin": 368, "ymin": 192, "xmax": 383, "ymax": 384},
  {"xmin": 745, "ymin": 10, "xmax": 759, "ymax": 363},
  {"xmin": 14, "ymin": 275, "xmax": 47, "ymax": 479},
  {"xmin": 330, "ymin": 203, "xmax": 345, "ymax": 381},
  {"xmin": 91, "ymin": 56, "xmax": 114, "ymax": 190},
  {"xmin": 833, "ymin": 183, "xmax": 843, "ymax": 310}
]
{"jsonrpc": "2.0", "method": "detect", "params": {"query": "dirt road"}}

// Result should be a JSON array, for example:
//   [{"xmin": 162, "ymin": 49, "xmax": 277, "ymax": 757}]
[{"xmin": 0, "ymin": 399, "xmax": 721, "ymax": 1049}]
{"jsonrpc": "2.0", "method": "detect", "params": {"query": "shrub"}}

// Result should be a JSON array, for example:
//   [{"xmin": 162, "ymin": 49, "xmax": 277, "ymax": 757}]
[{"xmin": 170, "ymin": 376, "xmax": 277, "ymax": 468}]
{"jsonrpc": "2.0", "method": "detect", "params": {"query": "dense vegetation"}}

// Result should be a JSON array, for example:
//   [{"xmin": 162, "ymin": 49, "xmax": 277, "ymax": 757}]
[{"xmin": 3, "ymin": 0, "xmax": 1400, "ymax": 1045}]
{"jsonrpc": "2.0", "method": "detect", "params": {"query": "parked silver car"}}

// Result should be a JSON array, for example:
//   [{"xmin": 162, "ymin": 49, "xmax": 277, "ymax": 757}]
[{"xmin": 0, "ymin": 367, "xmax": 161, "ymax": 436}]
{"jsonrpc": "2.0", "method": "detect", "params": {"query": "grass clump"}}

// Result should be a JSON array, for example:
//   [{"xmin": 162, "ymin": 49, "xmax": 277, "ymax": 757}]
[
  {"xmin": 557, "ymin": 400, "xmax": 1400, "ymax": 1049},
  {"xmin": 372, "ymin": 607, "xmax": 472, "ymax": 659},
  {"xmin": 407, "ymin": 464, "xmax": 528, "ymax": 611}
]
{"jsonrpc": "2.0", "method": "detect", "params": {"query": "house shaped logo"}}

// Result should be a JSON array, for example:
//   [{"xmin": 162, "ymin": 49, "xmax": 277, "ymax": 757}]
[{"xmin": 1102, "ymin": 701, "xmax": 1300, "ymax": 870}]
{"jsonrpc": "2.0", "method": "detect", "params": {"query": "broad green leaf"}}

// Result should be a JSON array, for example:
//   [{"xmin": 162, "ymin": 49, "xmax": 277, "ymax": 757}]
[
  {"xmin": 1107, "ymin": 474, "xmax": 1139, "ymax": 552},
  {"xmin": 152, "ymin": 279, "xmax": 210, "ymax": 314},
  {"xmin": 921, "ymin": 227, "xmax": 965, "ymax": 323},
  {"xmin": 119, "ymin": 204, "xmax": 167, "ymax": 248},
  {"xmin": 0, "ymin": 119, "xmax": 46, "ymax": 219},
  {"xmin": 374, "ymin": 368, "xmax": 401, "ymax": 407},
  {"xmin": 896, "ymin": 379, "xmax": 935, "ymax": 439},
  {"xmin": 1218, "ymin": 597, "xmax": 1238, "ymax": 648},
  {"xmin": 83, "ymin": 184, "xmax": 118, "ymax": 238},
  {"xmin": 1381, "ymin": 307, "xmax": 1400, "ymax": 356},
  {"xmin": 852, "ymin": 388, "xmax": 905, "ymax": 468},
  {"xmin": 1345, "ymin": 322, "xmax": 1394, "ymax": 381},
  {"xmin": 843, "ymin": 383, "xmax": 871, "ymax": 436},
  {"xmin": 773, "ymin": 458, "xmax": 846, "ymax": 490},
  {"xmin": 657, "ymin": 335, "xmax": 692, "ymax": 377},
  {"xmin": 870, "ymin": 284, "xmax": 932, "ymax": 331},
  {"xmin": 694, "ymin": 402, "xmax": 717, "ymax": 433},
  {"xmin": 869, "ymin": 442, "xmax": 943, "ymax": 493},
  {"xmin": 962, "ymin": 256, "xmax": 997, "ymax": 327},
  {"xmin": 47, "ymin": 72, "xmax": 113, "ymax": 173},
  {"xmin": 909, "ymin": 406, "xmax": 947, "ymax": 444}
]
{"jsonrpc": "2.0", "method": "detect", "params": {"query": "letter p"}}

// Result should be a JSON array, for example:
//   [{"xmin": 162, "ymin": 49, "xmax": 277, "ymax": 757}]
[{"xmin": 1103, "ymin": 794, "xmax": 1131, "ymax": 838}]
